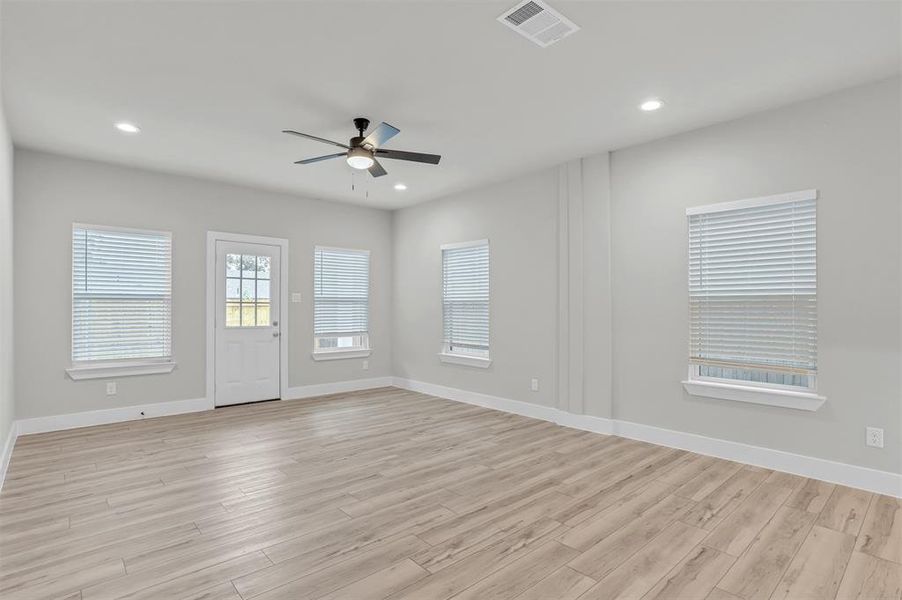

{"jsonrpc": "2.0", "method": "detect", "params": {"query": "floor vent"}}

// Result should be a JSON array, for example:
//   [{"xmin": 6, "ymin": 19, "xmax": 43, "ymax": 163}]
[{"xmin": 497, "ymin": 0, "xmax": 579, "ymax": 48}]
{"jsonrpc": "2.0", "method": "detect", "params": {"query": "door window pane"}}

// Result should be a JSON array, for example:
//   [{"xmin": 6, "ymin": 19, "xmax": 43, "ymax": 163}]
[
  {"xmin": 225, "ymin": 253, "xmax": 273, "ymax": 328},
  {"xmin": 257, "ymin": 256, "xmax": 271, "ymax": 279},
  {"xmin": 226, "ymin": 303, "xmax": 241, "ymax": 327},
  {"xmin": 241, "ymin": 304, "xmax": 256, "ymax": 327},
  {"xmin": 256, "ymin": 303, "xmax": 271, "ymax": 326},
  {"xmin": 226, "ymin": 279, "xmax": 240, "ymax": 300},
  {"xmin": 257, "ymin": 280, "xmax": 271, "ymax": 300},
  {"xmin": 226, "ymin": 254, "xmax": 241, "ymax": 277},
  {"xmin": 241, "ymin": 255, "xmax": 256, "ymax": 278}
]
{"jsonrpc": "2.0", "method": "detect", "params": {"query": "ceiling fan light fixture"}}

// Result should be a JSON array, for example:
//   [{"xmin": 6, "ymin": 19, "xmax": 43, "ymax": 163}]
[{"xmin": 346, "ymin": 147, "xmax": 375, "ymax": 170}]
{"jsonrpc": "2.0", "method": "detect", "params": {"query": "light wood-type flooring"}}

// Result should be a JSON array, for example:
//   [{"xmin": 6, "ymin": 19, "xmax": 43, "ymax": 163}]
[{"xmin": 1, "ymin": 387, "xmax": 900, "ymax": 600}]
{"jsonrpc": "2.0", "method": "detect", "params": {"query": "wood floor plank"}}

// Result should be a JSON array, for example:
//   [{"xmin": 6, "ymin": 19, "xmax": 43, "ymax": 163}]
[
  {"xmin": 816, "ymin": 485, "xmax": 873, "ymax": 536},
  {"xmin": 387, "ymin": 519, "xmax": 565, "ymax": 600},
  {"xmin": 856, "ymin": 494, "xmax": 902, "ymax": 564},
  {"xmin": 770, "ymin": 525, "xmax": 856, "ymax": 600},
  {"xmin": 513, "ymin": 566, "xmax": 595, "ymax": 600},
  {"xmin": 641, "ymin": 545, "xmax": 735, "ymax": 600},
  {"xmin": 681, "ymin": 466, "xmax": 771, "ymax": 531},
  {"xmin": 558, "ymin": 480, "xmax": 673, "ymax": 551},
  {"xmin": 0, "ymin": 388, "xmax": 888, "ymax": 600},
  {"xmin": 703, "ymin": 472, "xmax": 799, "ymax": 557},
  {"xmin": 567, "ymin": 493, "xmax": 695, "ymax": 581},
  {"xmin": 674, "ymin": 460, "xmax": 743, "ymax": 502},
  {"xmin": 577, "ymin": 521, "xmax": 708, "ymax": 600},
  {"xmin": 314, "ymin": 559, "xmax": 429, "ymax": 600},
  {"xmin": 785, "ymin": 478, "xmax": 836, "ymax": 514},
  {"xmin": 835, "ymin": 552, "xmax": 902, "ymax": 600},
  {"xmin": 717, "ymin": 506, "xmax": 817, "ymax": 600},
  {"xmin": 707, "ymin": 589, "xmax": 745, "ymax": 600},
  {"xmin": 448, "ymin": 540, "xmax": 578, "ymax": 600}
]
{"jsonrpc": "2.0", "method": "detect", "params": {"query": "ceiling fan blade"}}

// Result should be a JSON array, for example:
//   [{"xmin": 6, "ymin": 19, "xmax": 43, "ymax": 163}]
[
  {"xmin": 294, "ymin": 152, "xmax": 347, "ymax": 165},
  {"xmin": 375, "ymin": 149, "xmax": 441, "ymax": 165},
  {"xmin": 368, "ymin": 159, "xmax": 388, "ymax": 178},
  {"xmin": 362, "ymin": 122, "xmax": 400, "ymax": 149},
  {"xmin": 283, "ymin": 130, "xmax": 349, "ymax": 149}
]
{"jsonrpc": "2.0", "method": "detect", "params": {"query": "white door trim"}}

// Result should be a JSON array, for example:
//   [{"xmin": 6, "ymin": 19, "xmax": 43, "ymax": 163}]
[{"xmin": 206, "ymin": 231, "xmax": 290, "ymax": 405}]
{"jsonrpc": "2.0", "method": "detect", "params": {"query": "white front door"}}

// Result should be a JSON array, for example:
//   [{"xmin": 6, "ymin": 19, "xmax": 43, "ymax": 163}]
[{"xmin": 215, "ymin": 240, "xmax": 281, "ymax": 406}]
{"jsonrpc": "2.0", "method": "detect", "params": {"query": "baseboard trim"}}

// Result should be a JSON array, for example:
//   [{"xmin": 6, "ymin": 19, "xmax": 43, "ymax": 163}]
[
  {"xmin": 285, "ymin": 377, "xmax": 395, "ymax": 401},
  {"xmin": 16, "ymin": 397, "xmax": 214, "ymax": 436},
  {"xmin": 612, "ymin": 420, "xmax": 901, "ymax": 498},
  {"xmin": 392, "ymin": 377, "xmax": 901, "ymax": 498},
  {"xmin": 0, "ymin": 421, "xmax": 17, "ymax": 491},
  {"xmin": 393, "ymin": 377, "xmax": 563, "ymax": 424}
]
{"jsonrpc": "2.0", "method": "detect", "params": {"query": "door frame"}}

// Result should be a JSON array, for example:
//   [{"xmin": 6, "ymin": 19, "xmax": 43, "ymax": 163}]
[{"xmin": 206, "ymin": 231, "xmax": 290, "ymax": 406}]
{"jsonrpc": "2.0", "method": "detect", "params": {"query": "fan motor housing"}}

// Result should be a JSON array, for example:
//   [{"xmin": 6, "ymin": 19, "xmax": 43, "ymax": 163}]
[{"xmin": 353, "ymin": 117, "xmax": 370, "ymax": 134}]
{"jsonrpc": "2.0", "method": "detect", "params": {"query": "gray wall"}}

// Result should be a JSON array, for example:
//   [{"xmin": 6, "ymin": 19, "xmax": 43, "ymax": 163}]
[
  {"xmin": 0, "ymin": 39, "xmax": 13, "ymax": 445},
  {"xmin": 14, "ymin": 150, "xmax": 393, "ymax": 419},
  {"xmin": 611, "ymin": 78, "xmax": 900, "ymax": 473},
  {"xmin": 392, "ymin": 78, "xmax": 900, "ymax": 474},
  {"xmin": 392, "ymin": 169, "xmax": 560, "ymax": 407},
  {"xmin": 391, "ymin": 157, "xmax": 614, "ymax": 419}
]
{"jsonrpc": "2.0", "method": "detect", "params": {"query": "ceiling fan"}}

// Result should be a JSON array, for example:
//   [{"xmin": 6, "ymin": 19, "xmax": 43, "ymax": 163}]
[{"xmin": 283, "ymin": 117, "xmax": 441, "ymax": 178}]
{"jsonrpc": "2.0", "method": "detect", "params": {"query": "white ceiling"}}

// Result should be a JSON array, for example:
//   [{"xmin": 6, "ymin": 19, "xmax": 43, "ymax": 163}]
[{"xmin": 2, "ymin": 1, "xmax": 899, "ymax": 209}]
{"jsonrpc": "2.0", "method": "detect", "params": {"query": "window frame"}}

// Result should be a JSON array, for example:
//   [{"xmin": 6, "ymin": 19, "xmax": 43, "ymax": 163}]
[
  {"xmin": 681, "ymin": 190, "xmax": 825, "ymax": 411},
  {"xmin": 439, "ymin": 238, "xmax": 492, "ymax": 368},
  {"xmin": 311, "ymin": 245, "xmax": 372, "ymax": 360},
  {"xmin": 66, "ymin": 223, "xmax": 176, "ymax": 380}
]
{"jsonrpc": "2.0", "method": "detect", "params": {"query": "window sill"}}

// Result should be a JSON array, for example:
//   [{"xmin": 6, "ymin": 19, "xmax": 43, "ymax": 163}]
[
  {"xmin": 312, "ymin": 349, "xmax": 372, "ymax": 361},
  {"xmin": 438, "ymin": 352, "xmax": 492, "ymax": 368},
  {"xmin": 66, "ymin": 360, "xmax": 177, "ymax": 381},
  {"xmin": 682, "ymin": 379, "xmax": 826, "ymax": 411}
]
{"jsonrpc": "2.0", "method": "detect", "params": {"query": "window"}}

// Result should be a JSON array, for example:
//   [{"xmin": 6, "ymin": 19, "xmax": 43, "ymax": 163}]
[
  {"xmin": 441, "ymin": 239, "xmax": 490, "ymax": 367},
  {"xmin": 69, "ymin": 224, "xmax": 174, "ymax": 379},
  {"xmin": 225, "ymin": 253, "xmax": 271, "ymax": 327},
  {"xmin": 313, "ymin": 246, "xmax": 370, "ymax": 358},
  {"xmin": 683, "ymin": 190, "xmax": 823, "ymax": 410}
]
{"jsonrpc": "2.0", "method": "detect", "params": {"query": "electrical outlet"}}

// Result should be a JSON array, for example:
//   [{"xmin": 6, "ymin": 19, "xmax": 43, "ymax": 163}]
[
  {"xmin": 362, "ymin": 360, "xmax": 369, "ymax": 371},
  {"xmin": 291, "ymin": 292, "xmax": 302, "ymax": 303},
  {"xmin": 530, "ymin": 378, "xmax": 539, "ymax": 392},
  {"xmin": 106, "ymin": 382, "xmax": 117, "ymax": 396},
  {"xmin": 866, "ymin": 427, "xmax": 884, "ymax": 448}
]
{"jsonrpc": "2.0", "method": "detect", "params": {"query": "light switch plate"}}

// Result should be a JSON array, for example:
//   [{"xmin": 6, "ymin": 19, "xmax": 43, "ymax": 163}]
[{"xmin": 291, "ymin": 292, "xmax": 302, "ymax": 303}]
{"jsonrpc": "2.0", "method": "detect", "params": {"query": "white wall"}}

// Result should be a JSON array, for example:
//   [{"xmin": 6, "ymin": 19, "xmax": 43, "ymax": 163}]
[
  {"xmin": 14, "ymin": 150, "xmax": 392, "ymax": 419},
  {"xmin": 392, "ymin": 77, "xmax": 901, "ymax": 475},
  {"xmin": 611, "ymin": 78, "xmax": 900, "ymax": 474}
]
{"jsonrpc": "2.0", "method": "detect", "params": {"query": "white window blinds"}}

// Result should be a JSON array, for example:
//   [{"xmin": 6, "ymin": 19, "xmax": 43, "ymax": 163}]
[
  {"xmin": 442, "ymin": 240, "xmax": 490, "ymax": 356},
  {"xmin": 313, "ymin": 246, "xmax": 370, "ymax": 336},
  {"xmin": 687, "ymin": 191, "xmax": 817, "ymax": 376},
  {"xmin": 72, "ymin": 225, "xmax": 172, "ymax": 362}
]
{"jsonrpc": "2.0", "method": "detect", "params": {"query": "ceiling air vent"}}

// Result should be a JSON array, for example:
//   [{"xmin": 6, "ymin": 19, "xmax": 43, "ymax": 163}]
[{"xmin": 498, "ymin": 0, "xmax": 579, "ymax": 48}]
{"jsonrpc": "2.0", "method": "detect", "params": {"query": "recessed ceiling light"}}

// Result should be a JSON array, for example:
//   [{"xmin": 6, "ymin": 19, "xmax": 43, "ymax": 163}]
[
  {"xmin": 639, "ymin": 98, "xmax": 664, "ymax": 112},
  {"xmin": 394, "ymin": 183, "xmax": 408, "ymax": 191},
  {"xmin": 115, "ymin": 122, "xmax": 141, "ymax": 134}
]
